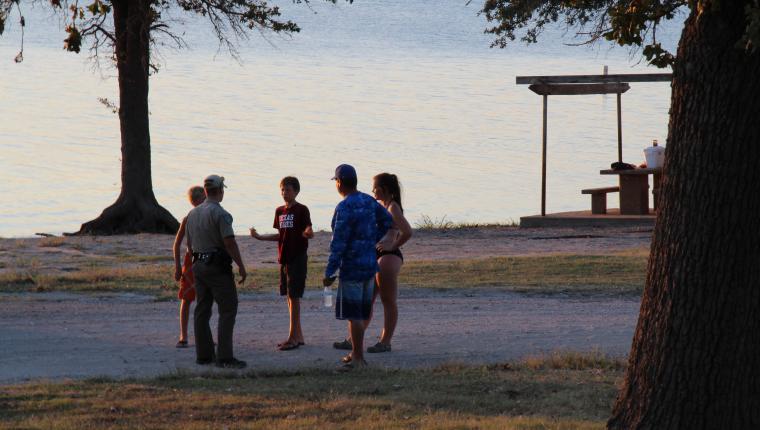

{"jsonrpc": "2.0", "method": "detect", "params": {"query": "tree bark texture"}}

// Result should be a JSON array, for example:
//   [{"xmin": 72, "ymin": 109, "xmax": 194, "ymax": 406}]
[
  {"xmin": 609, "ymin": 3, "xmax": 760, "ymax": 429},
  {"xmin": 78, "ymin": 0, "xmax": 178, "ymax": 235}
]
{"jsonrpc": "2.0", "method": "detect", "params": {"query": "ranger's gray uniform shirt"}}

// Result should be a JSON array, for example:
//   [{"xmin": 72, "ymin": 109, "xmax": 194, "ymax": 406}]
[{"xmin": 186, "ymin": 200, "xmax": 235, "ymax": 253}]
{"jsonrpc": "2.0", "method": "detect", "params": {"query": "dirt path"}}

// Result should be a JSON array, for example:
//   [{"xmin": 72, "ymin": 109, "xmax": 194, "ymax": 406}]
[
  {"xmin": 0, "ymin": 290, "xmax": 640, "ymax": 384},
  {"xmin": 0, "ymin": 226, "xmax": 649, "ymax": 383}
]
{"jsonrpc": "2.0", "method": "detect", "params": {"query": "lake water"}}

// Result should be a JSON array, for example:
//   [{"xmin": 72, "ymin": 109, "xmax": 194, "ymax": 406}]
[{"xmin": 0, "ymin": 1, "xmax": 682, "ymax": 237}]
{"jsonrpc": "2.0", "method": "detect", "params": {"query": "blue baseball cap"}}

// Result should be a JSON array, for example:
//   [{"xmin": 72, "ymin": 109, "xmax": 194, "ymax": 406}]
[{"xmin": 331, "ymin": 164, "xmax": 357, "ymax": 180}]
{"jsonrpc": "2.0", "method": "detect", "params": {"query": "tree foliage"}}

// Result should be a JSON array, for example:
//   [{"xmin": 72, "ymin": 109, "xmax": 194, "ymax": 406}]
[
  {"xmin": 481, "ymin": 0, "xmax": 760, "ymax": 67},
  {"xmin": 0, "ymin": 0, "xmax": 351, "ymax": 65}
]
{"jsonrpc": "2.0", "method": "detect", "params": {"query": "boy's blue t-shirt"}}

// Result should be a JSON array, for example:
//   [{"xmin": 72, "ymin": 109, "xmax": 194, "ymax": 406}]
[{"xmin": 325, "ymin": 191, "xmax": 393, "ymax": 282}]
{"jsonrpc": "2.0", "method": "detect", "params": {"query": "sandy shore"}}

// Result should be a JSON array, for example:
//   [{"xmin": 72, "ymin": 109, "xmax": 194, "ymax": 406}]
[{"xmin": 0, "ymin": 225, "xmax": 653, "ymax": 275}]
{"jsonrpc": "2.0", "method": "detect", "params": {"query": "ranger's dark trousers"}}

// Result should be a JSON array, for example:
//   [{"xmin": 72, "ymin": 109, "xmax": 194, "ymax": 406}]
[{"xmin": 192, "ymin": 261, "xmax": 239, "ymax": 362}]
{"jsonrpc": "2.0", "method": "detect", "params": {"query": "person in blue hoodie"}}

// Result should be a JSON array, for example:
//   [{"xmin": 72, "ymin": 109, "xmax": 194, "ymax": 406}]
[{"xmin": 324, "ymin": 164, "xmax": 392, "ymax": 370}]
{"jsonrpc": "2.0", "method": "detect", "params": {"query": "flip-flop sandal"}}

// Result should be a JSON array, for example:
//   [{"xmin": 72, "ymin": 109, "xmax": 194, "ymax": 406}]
[
  {"xmin": 336, "ymin": 359, "xmax": 368, "ymax": 372},
  {"xmin": 278, "ymin": 341, "xmax": 300, "ymax": 351},
  {"xmin": 277, "ymin": 341, "xmax": 306, "ymax": 347},
  {"xmin": 175, "ymin": 340, "xmax": 188, "ymax": 348}
]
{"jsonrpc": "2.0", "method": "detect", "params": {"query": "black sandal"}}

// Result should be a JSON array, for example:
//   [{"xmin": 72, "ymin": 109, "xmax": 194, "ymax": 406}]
[
  {"xmin": 332, "ymin": 339, "xmax": 352, "ymax": 350},
  {"xmin": 367, "ymin": 342, "xmax": 391, "ymax": 353}
]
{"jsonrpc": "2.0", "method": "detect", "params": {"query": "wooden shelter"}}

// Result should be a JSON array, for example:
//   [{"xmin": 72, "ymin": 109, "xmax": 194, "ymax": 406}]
[{"xmin": 516, "ymin": 73, "xmax": 672, "ymax": 227}]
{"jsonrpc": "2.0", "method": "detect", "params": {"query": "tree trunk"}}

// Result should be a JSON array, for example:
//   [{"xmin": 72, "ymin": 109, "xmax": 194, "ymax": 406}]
[
  {"xmin": 77, "ymin": 0, "xmax": 178, "ymax": 235},
  {"xmin": 608, "ymin": 3, "xmax": 760, "ymax": 428}
]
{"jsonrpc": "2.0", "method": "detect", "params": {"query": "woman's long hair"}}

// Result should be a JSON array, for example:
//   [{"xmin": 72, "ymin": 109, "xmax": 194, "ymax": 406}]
[{"xmin": 373, "ymin": 173, "xmax": 403, "ymax": 212}]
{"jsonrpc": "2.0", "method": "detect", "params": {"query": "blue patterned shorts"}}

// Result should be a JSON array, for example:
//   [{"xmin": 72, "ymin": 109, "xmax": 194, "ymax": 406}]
[{"xmin": 335, "ymin": 277, "xmax": 374, "ymax": 321}]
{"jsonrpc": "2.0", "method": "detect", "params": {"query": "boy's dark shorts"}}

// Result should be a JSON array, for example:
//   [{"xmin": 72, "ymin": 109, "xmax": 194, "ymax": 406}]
[{"xmin": 280, "ymin": 253, "xmax": 308, "ymax": 298}]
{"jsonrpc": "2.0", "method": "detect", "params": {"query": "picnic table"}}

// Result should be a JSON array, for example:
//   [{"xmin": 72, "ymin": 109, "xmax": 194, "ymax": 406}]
[{"xmin": 600, "ymin": 167, "xmax": 663, "ymax": 215}]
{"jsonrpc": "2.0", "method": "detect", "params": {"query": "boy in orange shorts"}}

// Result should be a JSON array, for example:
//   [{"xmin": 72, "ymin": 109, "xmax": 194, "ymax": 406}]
[{"xmin": 173, "ymin": 185, "xmax": 206, "ymax": 347}]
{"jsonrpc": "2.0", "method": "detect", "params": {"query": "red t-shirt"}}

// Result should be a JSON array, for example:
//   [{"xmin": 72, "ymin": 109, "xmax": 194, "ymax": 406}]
[{"xmin": 273, "ymin": 202, "xmax": 312, "ymax": 263}]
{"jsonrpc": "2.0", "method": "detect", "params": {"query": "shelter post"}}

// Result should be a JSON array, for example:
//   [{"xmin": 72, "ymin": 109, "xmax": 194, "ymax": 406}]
[
  {"xmin": 617, "ymin": 92, "xmax": 623, "ymax": 163},
  {"xmin": 542, "ymin": 94, "xmax": 548, "ymax": 216}
]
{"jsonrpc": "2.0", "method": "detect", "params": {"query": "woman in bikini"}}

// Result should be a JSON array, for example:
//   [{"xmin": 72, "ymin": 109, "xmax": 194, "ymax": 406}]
[{"xmin": 366, "ymin": 173, "xmax": 413, "ymax": 353}]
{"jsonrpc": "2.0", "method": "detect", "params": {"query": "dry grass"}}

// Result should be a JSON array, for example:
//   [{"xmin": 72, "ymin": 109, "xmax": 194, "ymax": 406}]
[
  {"xmin": 0, "ymin": 252, "xmax": 647, "ymax": 296},
  {"xmin": 38, "ymin": 236, "xmax": 68, "ymax": 247},
  {"xmin": 0, "ymin": 264, "xmax": 176, "ymax": 296},
  {"xmin": 0, "ymin": 353, "xmax": 622, "ymax": 429},
  {"xmin": 36, "ymin": 236, "xmax": 87, "ymax": 251},
  {"xmin": 521, "ymin": 350, "xmax": 627, "ymax": 371}
]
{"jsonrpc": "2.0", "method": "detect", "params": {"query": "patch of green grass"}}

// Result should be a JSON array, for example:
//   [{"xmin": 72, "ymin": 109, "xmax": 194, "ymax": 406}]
[
  {"xmin": 0, "ymin": 353, "xmax": 623, "ymax": 429},
  {"xmin": 0, "ymin": 253, "xmax": 647, "ymax": 296},
  {"xmin": 400, "ymin": 253, "xmax": 647, "ymax": 294}
]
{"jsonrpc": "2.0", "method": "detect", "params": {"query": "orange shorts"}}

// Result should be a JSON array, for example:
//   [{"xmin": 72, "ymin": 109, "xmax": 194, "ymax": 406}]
[{"xmin": 178, "ymin": 252, "xmax": 196, "ymax": 302}]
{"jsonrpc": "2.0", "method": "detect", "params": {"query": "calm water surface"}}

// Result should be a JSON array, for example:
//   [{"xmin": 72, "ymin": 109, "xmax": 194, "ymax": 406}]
[{"xmin": 0, "ymin": 1, "xmax": 682, "ymax": 237}]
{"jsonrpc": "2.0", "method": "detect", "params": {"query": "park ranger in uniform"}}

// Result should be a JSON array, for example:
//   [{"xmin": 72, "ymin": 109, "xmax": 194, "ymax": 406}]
[{"xmin": 186, "ymin": 174, "xmax": 248, "ymax": 369}]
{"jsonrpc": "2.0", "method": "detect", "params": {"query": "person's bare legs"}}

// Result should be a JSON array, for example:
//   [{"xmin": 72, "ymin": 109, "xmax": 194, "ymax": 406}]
[
  {"xmin": 289, "ymin": 297, "xmax": 304, "ymax": 344},
  {"xmin": 365, "ymin": 279, "xmax": 381, "ymax": 329},
  {"xmin": 349, "ymin": 320, "xmax": 367, "ymax": 365},
  {"xmin": 179, "ymin": 299, "xmax": 190, "ymax": 342},
  {"xmin": 376, "ymin": 254, "xmax": 402, "ymax": 345},
  {"xmin": 279, "ymin": 297, "xmax": 304, "ymax": 348}
]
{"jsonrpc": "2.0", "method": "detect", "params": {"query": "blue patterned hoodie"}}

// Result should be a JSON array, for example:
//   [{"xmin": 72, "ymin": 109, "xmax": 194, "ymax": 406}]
[{"xmin": 325, "ymin": 191, "xmax": 393, "ymax": 281}]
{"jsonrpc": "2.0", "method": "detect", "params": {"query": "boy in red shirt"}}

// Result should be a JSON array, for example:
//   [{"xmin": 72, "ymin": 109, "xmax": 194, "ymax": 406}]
[{"xmin": 251, "ymin": 176, "xmax": 314, "ymax": 350}]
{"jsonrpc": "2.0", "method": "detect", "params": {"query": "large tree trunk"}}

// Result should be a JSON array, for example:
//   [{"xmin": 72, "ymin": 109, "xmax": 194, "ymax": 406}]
[
  {"xmin": 608, "ymin": 3, "xmax": 760, "ymax": 428},
  {"xmin": 77, "ymin": 0, "xmax": 178, "ymax": 235}
]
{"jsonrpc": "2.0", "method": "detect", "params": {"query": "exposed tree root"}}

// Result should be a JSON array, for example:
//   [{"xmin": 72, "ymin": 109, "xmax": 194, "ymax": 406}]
[{"xmin": 74, "ymin": 195, "xmax": 179, "ymax": 235}]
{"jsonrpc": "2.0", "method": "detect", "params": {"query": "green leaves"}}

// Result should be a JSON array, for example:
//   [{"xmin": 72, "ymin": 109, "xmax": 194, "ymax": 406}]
[
  {"xmin": 482, "ymin": 0, "xmax": 686, "ymax": 68},
  {"xmin": 643, "ymin": 42, "xmax": 675, "ymax": 67},
  {"xmin": 3, "ymin": 0, "xmax": 355, "ymax": 64}
]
